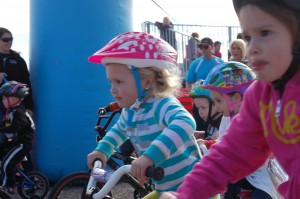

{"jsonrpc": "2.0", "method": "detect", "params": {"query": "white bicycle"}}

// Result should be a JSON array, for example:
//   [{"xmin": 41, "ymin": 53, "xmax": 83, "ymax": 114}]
[{"xmin": 85, "ymin": 160, "xmax": 164, "ymax": 199}]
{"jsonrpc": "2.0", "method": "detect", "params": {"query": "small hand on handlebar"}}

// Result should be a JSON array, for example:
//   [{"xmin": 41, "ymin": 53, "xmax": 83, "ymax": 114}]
[
  {"xmin": 87, "ymin": 150, "xmax": 107, "ymax": 170},
  {"xmin": 131, "ymin": 155, "xmax": 154, "ymax": 185}
]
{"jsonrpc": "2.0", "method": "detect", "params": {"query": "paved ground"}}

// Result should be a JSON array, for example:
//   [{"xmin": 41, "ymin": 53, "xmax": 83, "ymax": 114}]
[{"xmin": 4, "ymin": 182, "xmax": 133, "ymax": 199}]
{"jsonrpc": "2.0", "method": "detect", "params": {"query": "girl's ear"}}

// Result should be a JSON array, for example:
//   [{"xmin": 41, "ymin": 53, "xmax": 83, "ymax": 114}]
[{"xmin": 144, "ymin": 77, "xmax": 155, "ymax": 89}]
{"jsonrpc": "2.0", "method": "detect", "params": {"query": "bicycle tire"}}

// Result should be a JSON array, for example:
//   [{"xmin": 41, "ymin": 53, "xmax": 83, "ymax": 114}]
[
  {"xmin": 48, "ymin": 171, "xmax": 112, "ymax": 199},
  {"xmin": 17, "ymin": 171, "xmax": 50, "ymax": 199},
  {"xmin": 0, "ymin": 190, "xmax": 10, "ymax": 199}
]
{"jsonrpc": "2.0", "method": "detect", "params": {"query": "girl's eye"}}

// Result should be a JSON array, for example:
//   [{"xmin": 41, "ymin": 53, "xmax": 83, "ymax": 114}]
[{"xmin": 261, "ymin": 30, "xmax": 270, "ymax": 37}]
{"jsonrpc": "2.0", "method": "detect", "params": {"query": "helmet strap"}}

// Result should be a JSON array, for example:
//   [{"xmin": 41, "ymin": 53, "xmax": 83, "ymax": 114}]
[
  {"xmin": 203, "ymin": 100, "xmax": 213, "ymax": 133},
  {"xmin": 130, "ymin": 66, "xmax": 149, "ymax": 111},
  {"xmin": 126, "ymin": 66, "xmax": 149, "ymax": 127},
  {"xmin": 4, "ymin": 96, "xmax": 21, "ymax": 108},
  {"xmin": 222, "ymin": 93, "xmax": 242, "ymax": 118}
]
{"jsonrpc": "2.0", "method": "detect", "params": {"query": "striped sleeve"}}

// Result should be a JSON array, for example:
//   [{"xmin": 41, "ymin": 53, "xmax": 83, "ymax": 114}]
[
  {"xmin": 95, "ymin": 109, "xmax": 129, "ymax": 158},
  {"xmin": 144, "ymin": 98, "xmax": 196, "ymax": 165}
]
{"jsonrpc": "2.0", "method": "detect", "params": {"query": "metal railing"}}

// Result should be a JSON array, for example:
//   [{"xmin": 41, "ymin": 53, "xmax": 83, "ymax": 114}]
[{"xmin": 142, "ymin": 21, "xmax": 241, "ymax": 77}]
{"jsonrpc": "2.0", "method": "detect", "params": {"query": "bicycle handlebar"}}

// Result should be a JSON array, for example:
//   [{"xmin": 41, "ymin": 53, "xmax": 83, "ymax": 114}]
[{"xmin": 86, "ymin": 160, "xmax": 164, "ymax": 199}]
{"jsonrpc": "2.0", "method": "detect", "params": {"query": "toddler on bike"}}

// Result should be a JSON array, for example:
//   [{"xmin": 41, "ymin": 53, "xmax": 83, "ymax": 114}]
[
  {"xmin": 0, "ymin": 81, "xmax": 35, "ymax": 194},
  {"xmin": 159, "ymin": 0, "xmax": 300, "ymax": 198},
  {"xmin": 189, "ymin": 80, "xmax": 222, "ymax": 146},
  {"xmin": 87, "ymin": 32, "xmax": 200, "ymax": 198}
]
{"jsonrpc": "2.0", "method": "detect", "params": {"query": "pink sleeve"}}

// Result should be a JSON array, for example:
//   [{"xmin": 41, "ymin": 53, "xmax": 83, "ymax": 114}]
[{"xmin": 176, "ymin": 82, "xmax": 272, "ymax": 199}]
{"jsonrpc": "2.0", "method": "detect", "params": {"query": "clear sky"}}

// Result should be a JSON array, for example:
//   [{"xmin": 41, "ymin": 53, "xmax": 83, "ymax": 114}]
[{"xmin": 0, "ymin": 0, "xmax": 240, "ymax": 64}]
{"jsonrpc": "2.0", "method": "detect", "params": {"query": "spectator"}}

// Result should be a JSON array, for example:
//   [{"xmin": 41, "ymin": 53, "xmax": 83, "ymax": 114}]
[
  {"xmin": 228, "ymin": 32, "xmax": 244, "ymax": 60},
  {"xmin": 0, "ymin": 27, "xmax": 34, "ymax": 118},
  {"xmin": 229, "ymin": 39, "xmax": 247, "ymax": 64},
  {"xmin": 187, "ymin": 32, "xmax": 200, "ymax": 67},
  {"xmin": 155, "ymin": 17, "xmax": 177, "ymax": 51},
  {"xmin": 185, "ymin": 37, "xmax": 224, "ymax": 91},
  {"xmin": 213, "ymin": 41, "xmax": 222, "ymax": 58}
]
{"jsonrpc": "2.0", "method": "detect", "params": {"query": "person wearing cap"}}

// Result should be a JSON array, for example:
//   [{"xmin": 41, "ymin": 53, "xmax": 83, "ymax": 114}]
[{"xmin": 185, "ymin": 37, "xmax": 224, "ymax": 91}]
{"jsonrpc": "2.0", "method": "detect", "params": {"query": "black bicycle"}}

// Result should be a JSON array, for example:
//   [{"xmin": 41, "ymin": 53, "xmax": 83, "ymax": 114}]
[
  {"xmin": 15, "ymin": 162, "xmax": 49, "ymax": 199},
  {"xmin": 48, "ymin": 103, "xmax": 163, "ymax": 199}
]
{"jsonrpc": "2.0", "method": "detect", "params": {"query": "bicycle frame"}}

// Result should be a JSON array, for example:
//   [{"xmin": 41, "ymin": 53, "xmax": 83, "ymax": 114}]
[{"xmin": 15, "ymin": 167, "xmax": 35, "ymax": 189}]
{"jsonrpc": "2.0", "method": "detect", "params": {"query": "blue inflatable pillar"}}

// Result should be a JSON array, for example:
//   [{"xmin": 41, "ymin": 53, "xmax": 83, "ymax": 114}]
[{"xmin": 29, "ymin": 0, "xmax": 133, "ymax": 182}]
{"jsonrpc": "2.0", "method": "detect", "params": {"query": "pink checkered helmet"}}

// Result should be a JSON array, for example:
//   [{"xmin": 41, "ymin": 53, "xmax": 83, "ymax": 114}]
[{"xmin": 88, "ymin": 32, "xmax": 178, "ymax": 71}]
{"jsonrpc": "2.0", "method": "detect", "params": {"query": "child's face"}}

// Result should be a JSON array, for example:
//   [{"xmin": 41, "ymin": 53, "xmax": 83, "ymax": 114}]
[
  {"xmin": 106, "ymin": 64, "xmax": 138, "ymax": 108},
  {"xmin": 2, "ymin": 96, "xmax": 21, "ymax": 108},
  {"xmin": 194, "ymin": 97, "xmax": 218, "ymax": 121},
  {"xmin": 209, "ymin": 91, "xmax": 230, "ymax": 117},
  {"xmin": 239, "ymin": 5, "xmax": 293, "ymax": 82}
]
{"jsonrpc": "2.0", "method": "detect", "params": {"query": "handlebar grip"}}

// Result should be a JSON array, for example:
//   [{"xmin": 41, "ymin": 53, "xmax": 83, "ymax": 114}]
[
  {"xmin": 145, "ymin": 167, "xmax": 164, "ymax": 181},
  {"xmin": 92, "ymin": 159, "xmax": 103, "ymax": 168}
]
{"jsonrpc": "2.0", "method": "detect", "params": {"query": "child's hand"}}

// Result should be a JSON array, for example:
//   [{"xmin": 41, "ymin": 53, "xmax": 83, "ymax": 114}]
[
  {"xmin": 87, "ymin": 150, "xmax": 107, "ymax": 170},
  {"xmin": 130, "ymin": 155, "xmax": 153, "ymax": 185},
  {"xmin": 159, "ymin": 192, "xmax": 178, "ymax": 199}
]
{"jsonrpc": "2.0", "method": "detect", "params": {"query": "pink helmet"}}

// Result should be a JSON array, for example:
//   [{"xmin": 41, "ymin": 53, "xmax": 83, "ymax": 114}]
[{"xmin": 88, "ymin": 32, "xmax": 178, "ymax": 71}]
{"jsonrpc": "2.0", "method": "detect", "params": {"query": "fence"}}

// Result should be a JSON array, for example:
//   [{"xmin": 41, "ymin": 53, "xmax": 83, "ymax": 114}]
[{"xmin": 141, "ymin": 21, "xmax": 241, "ymax": 77}]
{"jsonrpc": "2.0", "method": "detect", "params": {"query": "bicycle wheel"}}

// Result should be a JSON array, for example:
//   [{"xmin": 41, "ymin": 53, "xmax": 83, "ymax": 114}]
[
  {"xmin": 17, "ymin": 171, "xmax": 50, "ymax": 199},
  {"xmin": 48, "ymin": 171, "xmax": 112, "ymax": 199},
  {"xmin": 0, "ymin": 190, "xmax": 10, "ymax": 199}
]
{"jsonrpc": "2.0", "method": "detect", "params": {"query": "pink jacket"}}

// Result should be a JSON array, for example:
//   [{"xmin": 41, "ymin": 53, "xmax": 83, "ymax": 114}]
[{"xmin": 175, "ymin": 72, "xmax": 300, "ymax": 199}]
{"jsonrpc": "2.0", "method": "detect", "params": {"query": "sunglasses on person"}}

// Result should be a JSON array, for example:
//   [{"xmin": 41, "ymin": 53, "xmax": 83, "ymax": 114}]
[
  {"xmin": 199, "ymin": 45, "xmax": 209, "ymax": 50},
  {"xmin": 0, "ymin": 37, "xmax": 13, "ymax": 42}
]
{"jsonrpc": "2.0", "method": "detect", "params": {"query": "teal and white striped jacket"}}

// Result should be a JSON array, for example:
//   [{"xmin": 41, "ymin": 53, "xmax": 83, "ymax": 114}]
[{"xmin": 95, "ymin": 96, "xmax": 200, "ymax": 192}]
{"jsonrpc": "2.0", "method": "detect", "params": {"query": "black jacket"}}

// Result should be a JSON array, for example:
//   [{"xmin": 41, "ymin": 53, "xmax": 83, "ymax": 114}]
[
  {"xmin": 0, "ymin": 105, "xmax": 35, "ymax": 146},
  {"xmin": 0, "ymin": 51, "xmax": 34, "ymax": 111}
]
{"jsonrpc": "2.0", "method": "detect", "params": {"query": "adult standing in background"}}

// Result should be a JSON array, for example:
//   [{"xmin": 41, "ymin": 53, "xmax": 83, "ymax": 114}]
[
  {"xmin": 0, "ymin": 27, "xmax": 34, "ymax": 118},
  {"xmin": 187, "ymin": 32, "xmax": 201, "ymax": 67},
  {"xmin": 155, "ymin": 17, "xmax": 177, "ymax": 51},
  {"xmin": 185, "ymin": 37, "xmax": 224, "ymax": 91},
  {"xmin": 185, "ymin": 37, "xmax": 224, "ymax": 131},
  {"xmin": 229, "ymin": 39, "xmax": 247, "ymax": 64}
]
